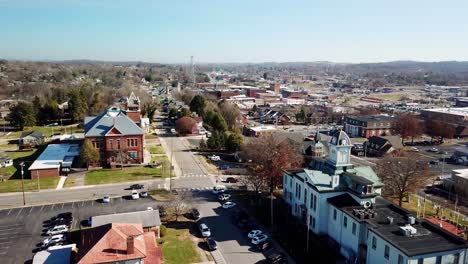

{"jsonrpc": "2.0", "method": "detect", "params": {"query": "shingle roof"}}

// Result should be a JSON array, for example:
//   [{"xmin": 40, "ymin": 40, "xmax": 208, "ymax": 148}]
[
  {"xmin": 20, "ymin": 130, "xmax": 44, "ymax": 139},
  {"xmin": 85, "ymin": 107, "xmax": 143, "ymax": 137},
  {"xmin": 91, "ymin": 210, "xmax": 161, "ymax": 228}
]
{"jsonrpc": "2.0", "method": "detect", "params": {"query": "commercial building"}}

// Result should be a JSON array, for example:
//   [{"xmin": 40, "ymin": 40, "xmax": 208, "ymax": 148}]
[
  {"xmin": 28, "ymin": 144, "xmax": 80, "ymax": 178},
  {"xmin": 91, "ymin": 210, "xmax": 161, "ymax": 238},
  {"xmin": 242, "ymin": 125, "xmax": 277, "ymax": 137},
  {"xmin": 283, "ymin": 130, "xmax": 468, "ymax": 264},
  {"xmin": 420, "ymin": 107, "xmax": 468, "ymax": 138},
  {"xmin": 85, "ymin": 107, "xmax": 144, "ymax": 167},
  {"xmin": 344, "ymin": 115, "xmax": 395, "ymax": 138}
]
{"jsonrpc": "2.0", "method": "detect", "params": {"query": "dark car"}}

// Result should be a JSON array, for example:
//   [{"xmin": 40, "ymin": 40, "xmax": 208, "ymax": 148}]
[
  {"xmin": 206, "ymin": 238, "xmax": 217, "ymax": 251},
  {"xmin": 265, "ymin": 252, "xmax": 285, "ymax": 264},
  {"xmin": 191, "ymin": 208, "xmax": 200, "ymax": 219},
  {"xmin": 158, "ymin": 206, "xmax": 167, "ymax": 217},
  {"xmin": 130, "ymin": 184, "xmax": 144, "ymax": 189},
  {"xmin": 255, "ymin": 241, "xmax": 273, "ymax": 252},
  {"xmin": 225, "ymin": 177, "xmax": 238, "ymax": 183}
]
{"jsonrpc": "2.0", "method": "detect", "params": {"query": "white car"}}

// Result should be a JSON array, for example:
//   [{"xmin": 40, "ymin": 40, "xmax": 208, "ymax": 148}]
[
  {"xmin": 131, "ymin": 190, "xmax": 140, "ymax": 200},
  {"xmin": 170, "ymin": 128, "xmax": 176, "ymax": 133},
  {"xmin": 251, "ymin": 234, "xmax": 268, "ymax": 245},
  {"xmin": 140, "ymin": 191, "xmax": 148, "ymax": 197},
  {"xmin": 218, "ymin": 193, "xmax": 231, "ymax": 201},
  {"xmin": 147, "ymin": 207, "xmax": 154, "ymax": 211},
  {"xmin": 410, "ymin": 147, "xmax": 419, "ymax": 152},
  {"xmin": 199, "ymin": 223, "xmax": 211, "ymax": 238},
  {"xmin": 212, "ymin": 186, "xmax": 226, "ymax": 195},
  {"xmin": 43, "ymin": 234, "xmax": 66, "ymax": 246},
  {"xmin": 210, "ymin": 155, "xmax": 221, "ymax": 161},
  {"xmin": 102, "ymin": 196, "xmax": 110, "ymax": 203},
  {"xmin": 47, "ymin": 225, "xmax": 69, "ymax": 236},
  {"xmin": 222, "ymin": 201, "xmax": 236, "ymax": 209},
  {"xmin": 248, "ymin": 230, "xmax": 263, "ymax": 239}
]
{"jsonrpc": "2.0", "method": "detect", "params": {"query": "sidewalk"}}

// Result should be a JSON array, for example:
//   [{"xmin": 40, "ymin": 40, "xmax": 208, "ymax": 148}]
[{"xmin": 56, "ymin": 176, "xmax": 67, "ymax": 189}]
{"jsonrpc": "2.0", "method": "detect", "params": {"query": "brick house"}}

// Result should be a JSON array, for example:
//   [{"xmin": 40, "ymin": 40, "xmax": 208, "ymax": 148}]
[
  {"xmin": 344, "ymin": 115, "xmax": 395, "ymax": 138},
  {"xmin": 85, "ymin": 107, "xmax": 144, "ymax": 167}
]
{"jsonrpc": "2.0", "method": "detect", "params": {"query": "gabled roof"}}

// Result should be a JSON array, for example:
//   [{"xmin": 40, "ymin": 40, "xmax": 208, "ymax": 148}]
[
  {"xmin": 85, "ymin": 107, "xmax": 143, "ymax": 137},
  {"xmin": 78, "ymin": 223, "xmax": 161, "ymax": 264},
  {"xmin": 20, "ymin": 131, "xmax": 44, "ymax": 139},
  {"xmin": 91, "ymin": 210, "xmax": 161, "ymax": 229}
]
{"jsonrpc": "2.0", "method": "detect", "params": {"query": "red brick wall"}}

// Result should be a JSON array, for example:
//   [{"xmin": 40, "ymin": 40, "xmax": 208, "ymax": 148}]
[
  {"xmin": 30, "ymin": 168, "xmax": 59, "ymax": 179},
  {"xmin": 87, "ymin": 135, "xmax": 144, "ymax": 166},
  {"xmin": 126, "ymin": 112, "xmax": 141, "ymax": 124}
]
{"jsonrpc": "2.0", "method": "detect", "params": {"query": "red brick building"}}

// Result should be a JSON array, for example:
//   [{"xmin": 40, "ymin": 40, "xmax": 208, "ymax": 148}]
[
  {"xmin": 116, "ymin": 91, "xmax": 141, "ymax": 125},
  {"xmin": 344, "ymin": 115, "xmax": 395, "ymax": 138},
  {"xmin": 85, "ymin": 107, "xmax": 144, "ymax": 167}
]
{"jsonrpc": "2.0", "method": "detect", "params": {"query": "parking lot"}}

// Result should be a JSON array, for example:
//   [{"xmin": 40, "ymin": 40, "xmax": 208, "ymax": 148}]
[{"xmin": 0, "ymin": 197, "xmax": 160, "ymax": 264}]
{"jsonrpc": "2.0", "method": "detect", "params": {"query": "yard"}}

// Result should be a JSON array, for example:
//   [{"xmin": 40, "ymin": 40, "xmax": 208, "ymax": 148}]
[
  {"xmin": 148, "ymin": 145, "xmax": 165, "ymax": 154},
  {"xmin": 157, "ymin": 224, "xmax": 201, "ymax": 264},
  {"xmin": 84, "ymin": 166, "xmax": 168, "ymax": 185},
  {"xmin": 0, "ymin": 177, "xmax": 59, "ymax": 193},
  {"xmin": 6, "ymin": 125, "xmax": 81, "ymax": 139}
]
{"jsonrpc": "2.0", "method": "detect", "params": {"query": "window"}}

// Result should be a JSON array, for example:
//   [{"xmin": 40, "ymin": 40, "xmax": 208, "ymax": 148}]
[
  {"xmin": 435, "ymin": 256, "xmax": 441, "ymax": 264},
  {"xmin": 372, "ymin": 236, "xmax": 377, "ymax": 250},
  {"xmin": 333, "ymin": 209, "xmax": 337, "ymax": 220},
  {"xmin": 312, "ymin": 216, "xmax": 315, "ymax": 229},
  {"xmin": 109, "ymin": 139, "xmax": 113, "ymax": 150},
  {"xmin": 343, "ymin": 216, "xmax": 348, "ymax": 228},
  {"xmin": 384, "ymin": 245, "xmax": 389, "ymax": 259},
  {"xmin": 453, "ymin": 253, "xmax": 460, "ymax": 264},
  {"xmin": 304, "ymin": 189, "xmax": 307, "ymax": 204},
  {"xmin": 127, "ymin": 138, "xmax": 138, "ymax": 147},
  {"xmin": 117, "ymin": 139, "xmax": 121, "ymax": 149},
  {"xmin": 398, "ymin": 254, "xmax": 404, "ymax": 264},
  {"xmin": 310, "ymin": 193, "xmax": 313, "ymax": 208},
  {"xmin": 417, "ymin": 259, "xmax": 424, "ymax": 264},
  {"xmin": 128, "ymin": 151, "xmax": 138, "ymax": 159},
  {"xmin": 352, "ymin": 222, "xmax": 357, "ymax": 235},
  {"xmin": 313, "ymin": 195, "xmax": 317, "ymax": 211}
]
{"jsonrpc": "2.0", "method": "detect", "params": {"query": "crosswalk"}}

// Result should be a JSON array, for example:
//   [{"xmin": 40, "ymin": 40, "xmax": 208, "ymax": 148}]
[
  {"xmin": 180, "ymin": 174, "xmax": 209, "ymax": 178},
  {"xmin": 174, "ymin": 186, "xmax": 213, "ymax": 192}
]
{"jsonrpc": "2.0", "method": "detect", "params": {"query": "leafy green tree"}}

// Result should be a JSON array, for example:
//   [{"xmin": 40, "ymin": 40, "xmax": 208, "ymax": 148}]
[
  {"xmin": 79, "ymin": 139, "xmax": 100, "ymax": 169},
  {"xmin": 7, "ymin": 102, "xmax": 36, "ymax": 130},
  {"xmin": 203, "ymin": 111, "xmax": 216, "ymax": 127},
  {"xmin": 207, "ymin": 130, "xmax": 226, "ymax": 150},
  {"xmin": 38, "ymin": 99, "xmax": 60, "ymax": 125},
  {"xmin": 178, "ymin": 107, "xmax": 191, "ymax": 118},
  {"xmin": 68, "ymin": 89, "xmax": 88, "ymax": 123},
  {"xmin": 189, "ymin": 95, "xmax": 206, "ymax": 116},
  {"xmin": 168, "ymin": 107, "xmax": 178, "ymax": 121},
  {"xmin": 211, "ymin": 112, "xmax": 228, "ymax": 132},
  {"xmin": 225, "ymin": 130, "xmax": 244, "ymax": 151}
]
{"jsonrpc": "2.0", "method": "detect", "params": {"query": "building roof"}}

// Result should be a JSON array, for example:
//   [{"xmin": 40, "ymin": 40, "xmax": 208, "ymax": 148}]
[
  {"xmin": 329, "ymin": 130, "xmax": 351, "ymax": 146},
  {"xmin": 91, "ymin": 210, "xmax": 161, "ymax": 228},
  {"xmin": 28, "ymin": 144, "xmax": 80, "ymax": 170},
  {"xmin": 422, "ymin": 107, "xmax": 468, "ymax": 117},
  {"xmin": 347, "ymin": 115, "xmax": 395, "ymax": 123},
  {"xmin": 342, "ymin": 197, "xmax": 468, "ymax": 257},
  {"xmin": 452, "ymin": 168, "xmax": 468, "ymax": 180},
  {"xmin": 78, "ymin": 223, "xmax": 161, "ymax": 264},
  {"xmin": 20, "ymin": 130, "xmax": 44, "ymax": 139},
  {"xmin": 33, "ymin": 244, "xmax": 76, "ymax": 264},
  {"xmin": 367, "ymin": 135, "xmax": 403, "ymax": 150},
  {"xmin": 84, "ymin": 107, "xmax": 143, "ymax": 137},
  {"xmin": 327, "ymin": 193, "xmax": 360, "ymax": 208}
]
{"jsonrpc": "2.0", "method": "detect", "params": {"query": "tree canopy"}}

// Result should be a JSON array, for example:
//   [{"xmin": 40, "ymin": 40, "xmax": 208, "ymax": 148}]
[
  {"xmin": 7, "ymin": 102, "xmax": 36, "ymax": 130},
  {"xmin": 79, "ymin": 139, "xmax": 100, "ymax": 169},
  {"xmin": 189, "ymin": 95, "xmax": 206, "ymax": 116},
  {"xmin": 391, "ymin": 114, "xmax": 422, "ymax": 143},
  {"xmin": 175, "ymin": 116, "xmax": 196, "ymax": 135}
]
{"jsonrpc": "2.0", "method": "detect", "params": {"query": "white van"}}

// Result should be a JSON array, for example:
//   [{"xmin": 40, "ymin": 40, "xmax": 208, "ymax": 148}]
[{"xmin": 212, "ymin": 185, "xmax": 226, "ymax": 195}]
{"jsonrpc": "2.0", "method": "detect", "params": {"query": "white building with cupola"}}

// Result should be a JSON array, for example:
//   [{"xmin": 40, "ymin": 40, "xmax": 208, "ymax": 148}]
[{"xmin": 283, "ymin": 130, "xmax": 468, "ymax": 264}]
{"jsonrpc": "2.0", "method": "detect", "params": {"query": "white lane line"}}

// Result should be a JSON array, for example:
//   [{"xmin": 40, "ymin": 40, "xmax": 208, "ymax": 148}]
[
  {"xmin": 51, "ymin": 204, "xmax": 55, "ymax": 210},
  {"xmin": 39, "ymin": 205, "xmax": 44, "ymax": 212},
  {"xmin": 81, "ymin": 201, "xmax": 85, "ymax": 207},
  {"xmin": 28, "ymin": 206, "xmax": 34, "ymax": 214},
  {"xmin": 15, "ymin": 208, "xmax": 23, "ymax": 218},
  {"xmin": 6, "ymin": 209, "xmax": 12, "ymax": 216}
]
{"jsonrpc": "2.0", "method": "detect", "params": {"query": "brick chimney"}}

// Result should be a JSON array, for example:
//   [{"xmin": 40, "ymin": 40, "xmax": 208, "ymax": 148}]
[{"xmin": 126, "ymin": 236, "xmax": 135, "ymax": 255}]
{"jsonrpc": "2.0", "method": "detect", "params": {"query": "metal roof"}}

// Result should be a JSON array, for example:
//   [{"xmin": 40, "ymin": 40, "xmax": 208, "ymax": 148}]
[{"xmin": 84, "ymin": 107, "xmax": 143, "ymax": 137}]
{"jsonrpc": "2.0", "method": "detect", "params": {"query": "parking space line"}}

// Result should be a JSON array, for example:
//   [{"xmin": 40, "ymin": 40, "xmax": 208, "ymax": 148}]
[
  {"xmin": 81, "ymin": 201, "xmax": 85, "ymax": 207},
  {"xmin": 61, "ymin": 203, "xmax": 65, "ymax": 210},
  {"xmin": 28, "ymin": 207, "xmax": 34, "ymax": 214},
  {"xmin": 6, "ymin": 209, "xmax": 12, "ymax": 216},
  {"xmin": 15, "ymin": 208, "xmax": 23, "ymax": 218},
  {"xmin": 51, "ymin": 204, "xmax": 55, "ymax": 210}
]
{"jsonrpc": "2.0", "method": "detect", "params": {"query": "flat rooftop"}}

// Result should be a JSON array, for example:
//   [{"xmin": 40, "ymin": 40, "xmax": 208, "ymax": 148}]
[
  {"xmin": 452, "ymin": 168, "xmax": 468, "ymax": 180},
  {"xmin": 248, "ymin": 126, "xmax": 277, "ymax": 132},
  {"xmin": 422, "ymin": 107, "xmax": 468, "ymax": 117},
  {"xmin": 28, "ymin": 144, "xmax": 80, "ymax": 170},
  {"xmin": 347, "ymin": 115, "xmax": 395, "ymax": 122},
  {"xmin": 342, "ymin": 197, "xmax": 468, "ymax": 256}
]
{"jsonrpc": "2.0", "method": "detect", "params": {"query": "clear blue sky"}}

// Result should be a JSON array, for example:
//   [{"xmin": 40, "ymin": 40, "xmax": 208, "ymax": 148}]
[{"xmin": 1, "ymin": 0, "xmax": 467, "ymax": 63}]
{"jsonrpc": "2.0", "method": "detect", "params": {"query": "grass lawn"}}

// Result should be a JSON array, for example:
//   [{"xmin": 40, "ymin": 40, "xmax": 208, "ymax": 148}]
[
  {"xmin": 195, "ymin": 154, "xmax": 219, "ymax": 175},
  {"xmin": 396, "ymin": 195, "xmax": 468, "ymax": 228},
  {"xmin": 63, "ymin": 175, "xmax": 78, "ymax": 188},
  {"xmin": 150, "ymin": 156, "xmax": 171, "ymax": 178},
  {"xmin": 157, "ymin": 225, "xmax": 201, "ymax": 264},
  {"xmin": 148, "ymin": 145, "xmax": 165, "ymax": 154},
  {"xmin": 0, "ymin": 149, "xmax": 37, "ymax": 180},
  {"xmin": 85, "ymin": 166, "xmax": 168, "ymax": 185},
  {"xmin": 0, "ymin": 177, "xmax": 59, "ymax": 193},
  {"xmin": 6, "ymin": 125, "xmax": 79, "ymax": 139},
  {"xmin": 369, "ymin": 93, "xmax": 406, "ymax": 101},
  {"xmin": 149, "ymin": 189, "xmax": 174, "ymax": 201},
  {"xmin": 145, "ymin": 133, "xmax": 159, "ymax": 139}
]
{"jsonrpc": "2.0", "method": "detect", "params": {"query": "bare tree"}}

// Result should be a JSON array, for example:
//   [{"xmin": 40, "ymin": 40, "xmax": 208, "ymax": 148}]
[
  {"xmin": 169, "ymin": 191, "xmax": 192, "ymax": 222},
  {"xmin": 218, "ymin": 101, "xmax": 242, "ymax": 130},
  {"xmin": 377, "ymin": 154, "xmax": 433, "ymax": 206},
  {"xmin": 391, "ymin": 114, "xmax": 423, "ymax": 144}
]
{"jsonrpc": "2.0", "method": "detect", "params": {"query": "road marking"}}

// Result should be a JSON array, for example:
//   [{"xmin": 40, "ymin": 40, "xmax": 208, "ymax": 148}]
[
  {"xmin": 15, "ymin": 208, "xmax": 23, "ymax": 218},
  {"xmin": 51, "ymin": 204, "xmax": 55, "ymax": 210},
  {"xmin": 61, "ymin": 203, "xmax": 65, "ymax": 210},
  {"xmin": 28, "ymin": 206, "xmax": 34, "ymax": 214},
  {"xmin": 6, "ymin": 209, "xmax": 12, "ymax": 216},
  {"xmin": 81, "ymin": 201, "xmax": 85, "ymax": 207}
]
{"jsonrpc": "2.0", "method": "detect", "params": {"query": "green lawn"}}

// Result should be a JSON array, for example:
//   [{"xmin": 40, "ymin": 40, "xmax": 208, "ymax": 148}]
[
  {"xmin": 157, "ymin": 226, "xmax": 201, "ymax": 264},
  {"xmin": 0, "ymin": 177, "xmax": 59, "ymax": 193},
  {"xmin": 148, "ymin": 145, "xmax": 165, "ymax": 154},
  {"xmin": 85, "ymin": 166, "xmax": 168, "ymax": 185},
  {"xmin": 0, "ymin": 149, "xmax": 38, "ymax": 180},
  {"xmin": 6, "ymin": 125, "xmax": 79, "ymax": 139}
]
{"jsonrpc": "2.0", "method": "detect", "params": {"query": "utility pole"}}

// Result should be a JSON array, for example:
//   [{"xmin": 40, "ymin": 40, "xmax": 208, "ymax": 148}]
[
  {"xmin": 169, "ymin": 138, "xmax": 174, "ymax": 192},
  {"xmin": 20, "ymin": 162, "xmax": 26, "ymax": 206}
]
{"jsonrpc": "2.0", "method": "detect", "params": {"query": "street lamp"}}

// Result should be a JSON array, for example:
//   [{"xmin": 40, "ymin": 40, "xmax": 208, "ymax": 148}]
[{"xmin": 19, "ymin": 162, "xmax": 26, "ymax": 206}]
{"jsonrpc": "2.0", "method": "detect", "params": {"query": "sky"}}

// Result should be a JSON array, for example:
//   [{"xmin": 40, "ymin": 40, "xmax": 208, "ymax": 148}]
[{"xmin": 1, "ymin": 0, "xmax": 468, "ymax": 63}]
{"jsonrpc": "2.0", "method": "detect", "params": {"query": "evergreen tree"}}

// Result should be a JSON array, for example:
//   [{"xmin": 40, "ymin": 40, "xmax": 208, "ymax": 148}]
[
  {"xmin": 189, "ymin": 95, "xmax": 206, "ymax": 116},
  {"xmin": 211, "ymin": 112, "xmax": 228, "ymax": 132},
  {"xmin": 225, "ymin": 130, "xmax": 244, "ymax": 151},
  {"xmin": 207, "ymin": 130, "xmax": 226, "ymax": 150},
  {"xmin": 68, "ymin": 89, "xmax": 88, "ymax": 123},
  {"xmin": 7, "ymin": 102, "xmax": 36, "ymax": 130},
  {"xmin": 79, "ymin": 139, "xmax": 100, "ymax": 169}
]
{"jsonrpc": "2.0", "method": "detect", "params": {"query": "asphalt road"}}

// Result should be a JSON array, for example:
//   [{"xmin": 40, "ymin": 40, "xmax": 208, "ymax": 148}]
[{"xmin": 0, "ymin": 196, "xmax": 160, "ymax": 264}]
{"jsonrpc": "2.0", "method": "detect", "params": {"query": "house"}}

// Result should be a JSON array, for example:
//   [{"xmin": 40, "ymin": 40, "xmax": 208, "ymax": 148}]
[
  {"xmin": 344, "ymin": 115, "xmax": 395, "ymax": 138},
  {"xmin": 91, "ymin": 210, "xmax": 161, "ymax": 238},
  {"xmin": 18, "ymin": 131, "xmax": 44, "ymax": 150},
  {"xmin": 259, "ymin": 109, "xmax": 290, "ymax": 125},
  {"xmin": 0, "ymin": 155, "xmax": 13, "ymax": 168},
  {"xmin": 85, "ymin": 107, "xmax": 144, "ymax": 167},
  {"xmin": 28, "ymin": 144, "xmax": 80, "ymax": 178},
  {"xmin": 282, "ymin": 130, "xmax": 468, "ymax": 264},
  {"xmin": 242, "ymin": 125, "xmax": 277, "ymax": 137},
  {"xmin": 77, "ymin": 223, "xmax": 162, "ymax": 264},
  {"xmin": 32, "ymin": 244, "xmax": 76, "ymax": 264},
  {"xmin": 364, "ymin": 136, "xmax": 403, "ymax": 157},
  {"xmin": 192, "ymin": 116, "xmax": 206, "ymax": 134}
]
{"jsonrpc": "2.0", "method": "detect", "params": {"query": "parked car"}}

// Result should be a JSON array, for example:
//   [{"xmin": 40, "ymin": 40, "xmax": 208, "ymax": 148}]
[
  {"xmin": 170, "ymin": 128, "xmax": 176, "ymax": 133},
  {"xmin": 139, "ymin": 191, "xmax": 148, "ymax": 197},
  {"xmin": 131, "ymin": 190, "xmax": 140, "ymax": 200},
  {"xmin": 225, "ymin": 177, "xmax": 238, "ymax": 183},
  {"xmin": 265, "ymin": 251, "xmax": 285, "ymax": 264},
  {"xmin": 42, "ymin": 234, "xmax": 66, "ymax": 248},
  {"xmin": 219, "ymin": 164, "xmax": 230, "ymax": 170},
  {"xmin": 102, "ymin": 196, "xmax": 111, "ymax": 203},
  {"xmin": 429, "ymin": 160, "xmax": 440, "ymax": 165},
  {"xmin": 212, "ymin": 185, "xmax": 226, "ymax": 195},
  {"xmin": 199, "ymin": 223, "xmax": 211, "ymax": 238},
  {"xmin": 158, "ymin": 206, "xmax": 167, "ymax": 217},
  {"xmin": 251, "ymin": 234, "xmax": 269, "ymax": 245},
  {"xmin": 210, "ymin": 155, "xmax": 221, "ymax": 161},
  {"xmin": 428, "ymin": 148, "xmax": 439, "ymax": 153},
  {"xmin": 218, "ymin": 193, "xmax": 231, "ymax": 201},
  {"xmin": 438, "ymin": 150, "xmax": 448, "ymax": 155},
  {"xmin": 147, "ymin": 207, "xmax": 154, "ymax": 211},
  {"xmin": 191, "ymin": 208, "xmax": 200, "ymax": 219},
  {"xmin": 222, "ymin": 201, "xmax": 236, "ymax": 209},
  {"xmin": 248, "ymin": 230, "xmax": 263, "ymax": 239},
  {"xmin": 206, "ymin": 238, "xmax": 217, "ymax": 251},
  {"xmin": 410, "ymin": 147, "xmax": 419, "ymax": 152},
  {"xmin": 130, "ymin": 184, "xmax": 144, "ymax": 189},
  {"xmin": 52, "ymin": 212, "xmax": 72, "ymax": 221},
  {"xmin": 47, "ymin": 225, "xmax": 69, "ymax": 236}
]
